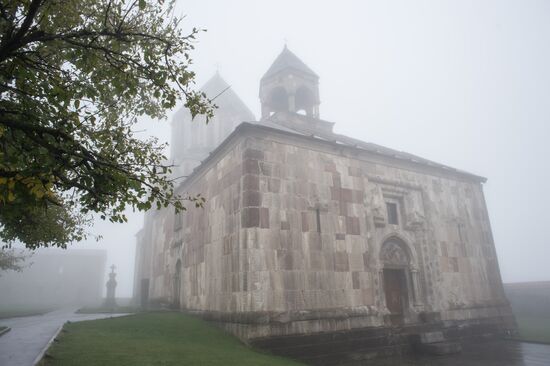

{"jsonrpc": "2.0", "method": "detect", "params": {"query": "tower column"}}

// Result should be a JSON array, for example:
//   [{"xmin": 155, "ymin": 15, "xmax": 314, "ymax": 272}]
[
  {"xmin": 288, "ymin": 92, "xmax": 296, "ymax": 113},
  {"xmin": 312, "ymin": 105, "xmax": 320, "ymax": 119},
  {"xmin": 261, "ymin": 103, "xmax": 269, "ymax": 119}
]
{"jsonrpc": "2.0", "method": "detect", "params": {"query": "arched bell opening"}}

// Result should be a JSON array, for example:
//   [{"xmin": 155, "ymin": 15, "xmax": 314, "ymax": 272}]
[
  {"xmin": 295, "ymin": 86, "xmax": 315, "ymax": 116},
  {"xmin": 267, "ymin": 87, "xmax": 289, "ymax": 114}
]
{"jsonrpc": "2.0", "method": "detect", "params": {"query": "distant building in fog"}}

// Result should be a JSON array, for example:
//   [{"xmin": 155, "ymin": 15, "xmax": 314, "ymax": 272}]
[
  {"xmin": 134, "ymin": 46, "xmax": 515, "ymax": 361},
  {"xmin": 0, "ymin": 249, "xmax": 106, "ymax": 307},
  {"xmin": 169, "ymin": 71, "xmax": 255, "ymax": 179}
]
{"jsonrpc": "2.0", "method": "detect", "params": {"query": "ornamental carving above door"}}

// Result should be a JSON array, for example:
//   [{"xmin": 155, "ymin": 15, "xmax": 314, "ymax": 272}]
[{"xmin": 380, "ymin": 239, "xmax": 410, "ymax": 267}]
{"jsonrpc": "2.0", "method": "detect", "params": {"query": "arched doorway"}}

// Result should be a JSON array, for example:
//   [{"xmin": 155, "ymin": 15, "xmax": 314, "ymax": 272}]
[
  {"xmin": 173, "ymin": 260, "xmax": 182, "ymax": 308},
  {"xmin": 380, "ymin": 238, "xmax": 412, "ymax": 322}
]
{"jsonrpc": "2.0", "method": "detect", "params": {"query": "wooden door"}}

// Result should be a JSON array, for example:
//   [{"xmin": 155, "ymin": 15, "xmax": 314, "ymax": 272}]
[{"xmin": 383, "ymin": 269, "xmax": 406, "ymax": 314}]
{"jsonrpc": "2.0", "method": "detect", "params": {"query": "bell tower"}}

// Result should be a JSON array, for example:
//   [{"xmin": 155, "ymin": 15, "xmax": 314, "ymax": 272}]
[{"xmin": 260, "ymin": 46, "xmax": 320, "ymax": 119}]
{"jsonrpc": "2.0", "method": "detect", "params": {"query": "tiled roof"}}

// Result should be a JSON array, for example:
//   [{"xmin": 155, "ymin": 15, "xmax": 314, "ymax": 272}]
[{"xmin": 257, "ymin": 113, "xmax": 486, "ymax": 182}]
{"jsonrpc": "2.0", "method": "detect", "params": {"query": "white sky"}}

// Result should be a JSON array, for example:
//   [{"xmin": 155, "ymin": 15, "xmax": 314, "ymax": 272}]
[{"xmin": 77, "ymin": 0, "xmax": 549, "ymax": 297}]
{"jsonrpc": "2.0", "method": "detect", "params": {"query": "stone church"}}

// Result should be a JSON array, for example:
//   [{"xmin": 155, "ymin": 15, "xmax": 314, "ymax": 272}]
[{"xmin": 134, "ymin": 46, "xmax": 515, "ymax": 362}]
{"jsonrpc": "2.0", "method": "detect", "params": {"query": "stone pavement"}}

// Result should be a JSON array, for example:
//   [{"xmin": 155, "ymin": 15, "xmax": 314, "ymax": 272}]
[
  {"xmin": 0, "ymin": 308, "xmax": 129, "ymax": 366},
  {"xmin": 371, "ymin": 340, "xmax": 550, "ymax": 366}
]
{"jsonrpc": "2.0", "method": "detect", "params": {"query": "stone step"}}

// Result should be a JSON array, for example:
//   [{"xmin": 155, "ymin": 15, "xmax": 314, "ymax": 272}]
[
  {"xmin": 255, "ymin": 333, "xmax": 410, "ymax": 359},
  {"xmin": 411, "ymin": 330, "xmax": 463, "ymax": 355},
  {"xmin": 251, "ymin": 327, "xmax": 395, "ymax": 350},
  {"xmin": 419, "ymin": 341, "xmax": 462, "ymax": 355},
  {"xmin": 300, "ymin": 344, "xmax": 409, "ymax": 366},
  {"xmin": 251, "ymin": 322, "xmax": 445, "ymax": 352},
  {"xmin": 417, "ymin": 331, "xmax": 445, "ymax": 344}
]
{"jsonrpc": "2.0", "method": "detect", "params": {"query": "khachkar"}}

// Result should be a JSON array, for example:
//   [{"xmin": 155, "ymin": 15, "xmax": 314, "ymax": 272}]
[{"xmin": 104, "ymin": 264, "xmax": 117, "ymax": 307}]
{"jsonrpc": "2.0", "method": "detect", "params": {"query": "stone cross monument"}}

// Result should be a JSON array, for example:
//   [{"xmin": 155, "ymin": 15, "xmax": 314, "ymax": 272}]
[{"xmin": 104, "ymin": 264, "xmax": 117, "ymax": 307}]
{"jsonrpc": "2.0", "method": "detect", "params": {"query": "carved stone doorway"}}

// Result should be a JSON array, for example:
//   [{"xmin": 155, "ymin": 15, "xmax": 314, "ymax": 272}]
[{"xmin": 380, "ymin": 237, "xmax": 413, "ymax": 325}]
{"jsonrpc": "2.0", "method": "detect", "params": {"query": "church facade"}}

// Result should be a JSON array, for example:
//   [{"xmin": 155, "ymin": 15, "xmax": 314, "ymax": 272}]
[{"xmin": 134, "ymin": 47, "xmax": 515, "ymax": 361}]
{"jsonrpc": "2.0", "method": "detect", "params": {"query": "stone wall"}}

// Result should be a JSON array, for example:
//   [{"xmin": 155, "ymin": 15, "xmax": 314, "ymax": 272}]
[
  {"xmin": 136, "ymin": 125, "xmax": 512, "ymax": 341},
  {"xmin": 137, "ymin": 138, "xmax": 245, "ymax": 310}
]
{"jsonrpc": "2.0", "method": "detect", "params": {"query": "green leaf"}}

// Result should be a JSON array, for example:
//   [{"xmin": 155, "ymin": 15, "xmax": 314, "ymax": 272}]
[{"xmin": 0, "ymin": 0, "xmax": 213, "ymax": 250}]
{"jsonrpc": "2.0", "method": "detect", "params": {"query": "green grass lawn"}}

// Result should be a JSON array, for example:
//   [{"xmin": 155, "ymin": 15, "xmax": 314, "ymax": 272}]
[
  {"xmin": 515, "ymin": 314, "xmax": 550, "ymax": 344},
  {"xmin": 41, "ymin": 312, "xmax": 303, "ymax": 366}
]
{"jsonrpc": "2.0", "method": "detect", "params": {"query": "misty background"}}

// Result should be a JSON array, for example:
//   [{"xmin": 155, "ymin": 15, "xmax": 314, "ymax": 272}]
[{"xmin": 64, "ymin": 0, "xmax": 550, "ymax": 297}]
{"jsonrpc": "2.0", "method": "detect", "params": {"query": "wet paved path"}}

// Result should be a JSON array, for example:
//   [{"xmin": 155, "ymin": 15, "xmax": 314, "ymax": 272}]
[
  {"xmin": 373, "ymin": 340, "xmax": 550, "ymax": 366},
  {"xmin": 0, "ymin": 308, "xmax": 128, "ymax": 366}
]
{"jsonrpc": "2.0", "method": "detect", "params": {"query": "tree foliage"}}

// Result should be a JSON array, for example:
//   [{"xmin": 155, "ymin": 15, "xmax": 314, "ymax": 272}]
[
  {"xmin": 0, "ymin": 248, "xmax": 26, "ymax": 273},
  {"xmin": 0, "ymin": 0, "xmax": 213, "ymax": 249}
]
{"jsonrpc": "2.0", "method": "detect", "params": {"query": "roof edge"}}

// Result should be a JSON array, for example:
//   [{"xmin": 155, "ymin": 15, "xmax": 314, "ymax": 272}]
[{"xmin": 176, "ymin": 122, "xmax": 487, "ymax": 195}]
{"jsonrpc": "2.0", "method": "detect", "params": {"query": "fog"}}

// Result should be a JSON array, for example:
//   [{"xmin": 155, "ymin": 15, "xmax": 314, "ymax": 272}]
[
  {"xmin": 0, "ymin": 249, "xmax": 106, "ymax": 308},
  {"xmin": 8, "ymin": 0, "xmax": 548, "ymax": 299}
]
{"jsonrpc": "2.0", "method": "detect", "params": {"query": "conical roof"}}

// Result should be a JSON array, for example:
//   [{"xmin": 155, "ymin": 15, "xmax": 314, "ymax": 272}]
[
  {"xmin": 200, "ymin": 71, "xmax": 230, "ymax": 98},
  {"xmin": 199, "ymin": 72, "xmax": 255, "ymax": 120},
  {"xmin": 262, "ymin": 46, "xmax": 318, "ymax": 80}
]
